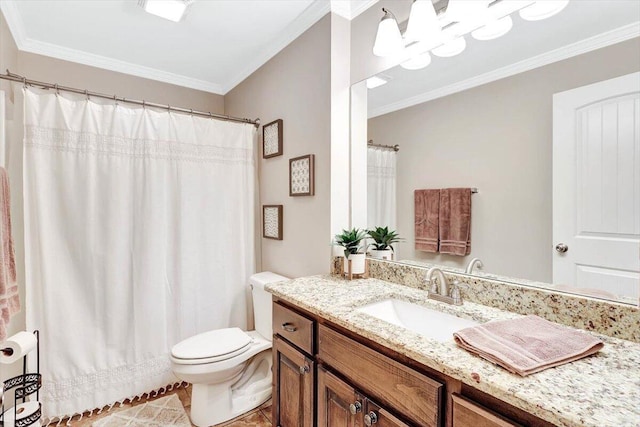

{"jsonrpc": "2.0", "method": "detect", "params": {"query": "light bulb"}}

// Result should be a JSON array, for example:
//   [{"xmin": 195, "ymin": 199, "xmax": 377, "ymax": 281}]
[
  {"xmin": 432, "ymin": 37, "xmax": 466, "ymax": 57},
  {"xmin": 401, "ymin": 52, "xmax": 432, "ymax": 70},
  {"xmin": 405, "ymin": 0, "xmax": 441, "ymax": 43},
  {"xmin": 471, "ymin": 15, "xmax": 513, "ymax": 41},
  {"xmin": 519, "ymin": 0, "xmax": 569, "ymax": 21},
  {"xmin": 373, "ymin": 8, "xmax": 404, "ymax": 57},
  {"xmin": 446, "ymin": 0, "xmax": 490, "ymax": 22}
]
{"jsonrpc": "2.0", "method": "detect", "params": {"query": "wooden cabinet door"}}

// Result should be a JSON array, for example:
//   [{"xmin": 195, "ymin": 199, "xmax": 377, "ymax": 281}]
[
  {"xmin": 452, "ymin": 394, "xmax": 521, "ymax": 427},
  {"xmin": 273, "ymin": 335, "xmax": 315, "ymax": 427},
  {"xmin": 364, "ymin": 400, "xmax": 411, "ymax": 427},
  {"xmin": 318, "ymin": 366, "xmax": 361, "ymax": 427}
]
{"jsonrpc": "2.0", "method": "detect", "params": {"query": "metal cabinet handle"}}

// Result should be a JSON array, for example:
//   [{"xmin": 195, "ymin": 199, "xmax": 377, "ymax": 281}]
[
  {"xmin": 282, "ymin": 322, "xmax": 297, "ymax": 332},
  {"xmin": 299, "ymin": 364, "xmax": 309, "ymax": 375},
  {"xmin": 349, "ymin": 401, "xmax": 362, "ymax": 415},
  {"xmin": 555, "ymin": 243, "xmax": 568, "ymax": 253},
  {"xmin": 364, "ymin": 411, "xmax": 378, "ymax": 426}
]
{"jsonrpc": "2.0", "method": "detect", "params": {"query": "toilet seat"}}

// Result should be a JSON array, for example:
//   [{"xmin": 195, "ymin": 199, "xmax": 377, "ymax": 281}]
[{"xmin": 171, "ymin": 327, "xmax": 252, "ymax": 365}]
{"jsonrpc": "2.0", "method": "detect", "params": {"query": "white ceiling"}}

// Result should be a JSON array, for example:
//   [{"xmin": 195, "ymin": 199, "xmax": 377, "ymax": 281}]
[
  {"xmin": 367, "ymin": 1, "xmax": 640, "ymax": 117},
  {"xmin": 1, "ymin": 0, "xmax": 374, "ymax": 94}
]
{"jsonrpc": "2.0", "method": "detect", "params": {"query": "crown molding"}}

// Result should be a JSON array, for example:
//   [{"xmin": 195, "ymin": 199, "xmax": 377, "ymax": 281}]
[
  {"xmin": 369, "ymin": 21, "xmax": 640, "ymax": 118},
  {"xmin": 331, "ymin": 0, "xmax": 378, "ymax": 20},
  {"xmin": 1, "ymin": 0, "xmax": 332, "ymax": 95},
  {"xmin": 221, "ymin": 0, "xmax": 331, "ymax": 93}
]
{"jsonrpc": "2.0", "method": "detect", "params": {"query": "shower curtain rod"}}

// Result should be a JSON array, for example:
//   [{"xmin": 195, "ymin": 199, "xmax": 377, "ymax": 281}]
[
  {"xmin": 0, "ymin": 70, "xmax": 260, "ymax": 127},
  {"xmin": 368, "ymin": 140, "xmax": 399, "ymax": 152}
]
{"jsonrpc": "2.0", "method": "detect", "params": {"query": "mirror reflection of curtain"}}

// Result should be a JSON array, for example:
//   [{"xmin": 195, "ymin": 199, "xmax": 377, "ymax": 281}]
[{"xmin": 367, "ymin": 146, "xmax": 396, "ymax": 230}]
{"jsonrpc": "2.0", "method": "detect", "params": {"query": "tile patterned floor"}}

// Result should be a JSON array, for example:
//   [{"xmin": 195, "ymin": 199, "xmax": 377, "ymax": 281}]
[{"xmin": 66, "ymin": 385, "xmax": 271, "ymax": 426}]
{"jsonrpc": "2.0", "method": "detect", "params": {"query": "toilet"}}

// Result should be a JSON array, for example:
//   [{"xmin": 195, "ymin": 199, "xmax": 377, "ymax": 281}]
[{"xmin": 170, "ymin": 271, "xmax": 288, "ymax": 427}]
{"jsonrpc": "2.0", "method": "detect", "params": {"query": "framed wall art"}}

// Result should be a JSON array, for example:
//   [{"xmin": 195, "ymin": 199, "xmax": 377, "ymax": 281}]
[
  {"xmin": 262, "ymin": 119, "xmax": 283, "ymax": 158},
  {"xmin": 263, "ymin": 205, "xmax": 283, "ymax": 240},
  {"xmin": 289, "ymin": 154, "xmax": 315, "ymax": 197}
]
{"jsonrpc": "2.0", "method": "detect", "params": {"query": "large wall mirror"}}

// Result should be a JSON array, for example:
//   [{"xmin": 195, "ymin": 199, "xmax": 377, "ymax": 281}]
[{"xmin": 351, "ymin": 1, "xmax": 640, "ymax": 305}]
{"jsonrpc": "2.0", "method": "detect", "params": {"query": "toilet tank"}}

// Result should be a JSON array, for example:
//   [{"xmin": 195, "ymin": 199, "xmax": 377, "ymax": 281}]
[{"xmin": 250, "ymin": 272, "xmax": 289, "ymax": 341}]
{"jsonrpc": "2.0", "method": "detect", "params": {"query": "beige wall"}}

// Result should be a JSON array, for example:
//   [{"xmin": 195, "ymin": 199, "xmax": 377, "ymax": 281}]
[
  {"xmin": 15, "ymin": 52, "xmax": 224, "ymax": 113},
  {"xmin": 225, "ymin": 15, "xmax": 332, "ymax": 279},
  {"xmin": 368, "ymin": 38, "xmax": 640, "ymax": 282}
]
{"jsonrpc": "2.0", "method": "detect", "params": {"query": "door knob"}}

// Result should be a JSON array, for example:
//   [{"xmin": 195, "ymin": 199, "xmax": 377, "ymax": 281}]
[
  {"xmin": 364, "ymin": 411, "xmax": 378, "ymax": 426},
  {"xmin": 349, "ymin": 401, "xmax": 362, "ymax": 415},
  {"xmin": 299, "ymin": 364, "xmax": 309, "ymax": 375},
  {"xmin": 555, "ymin": 243, "xmax": 568, "ymax": 253}
]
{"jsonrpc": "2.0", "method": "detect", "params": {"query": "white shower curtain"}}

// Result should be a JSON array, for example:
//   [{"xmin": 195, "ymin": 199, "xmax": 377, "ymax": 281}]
[
  {"xmin": 367, "ymin": 147, "xmax": 397, "ymax": 230},
  {"xmin": 22, "ymin": 88, "xmax": 256, "ymax": 419}
]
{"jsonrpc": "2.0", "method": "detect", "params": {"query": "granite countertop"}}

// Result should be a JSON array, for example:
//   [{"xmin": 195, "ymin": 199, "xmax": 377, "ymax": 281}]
[{"xmin": 265, "ymin": 275, "xmax": 640, "ymax": 427}]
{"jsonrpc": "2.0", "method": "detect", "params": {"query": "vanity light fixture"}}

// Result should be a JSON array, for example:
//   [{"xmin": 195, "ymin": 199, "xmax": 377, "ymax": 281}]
[
  {"xmin": 405, "ymin": 0, "xmax": 441, "ymax": 43},
  {"xmin": 445, "ymin": 0, "xmax": 490, "ymax": 23},
  {"xmin": 138, "ymin": 0, "xmax": 192, "ymax": 22},
  {"xmin": 372, "ymin": 0, "xmax": 571, "ymax": 70},
  {"xmin": 519, "ymin": 0, "xmax": 570, "ymax": 21},
  {"xmin": 366, "ymin": 75, "xmax": 391, "ymax": 89},
  {"xmin": 372, "ymin": 8, "xmax": 404, "ymax": 57}
]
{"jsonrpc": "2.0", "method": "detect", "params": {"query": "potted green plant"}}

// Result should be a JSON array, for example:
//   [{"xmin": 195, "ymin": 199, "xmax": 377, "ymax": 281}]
[
  {"xmin": 334, "ymin": 228, "xmax": 367, "ymax": 274},
  {"xmin": 367, "ymin": 226, "xmax": 402, "ymax": 260}
]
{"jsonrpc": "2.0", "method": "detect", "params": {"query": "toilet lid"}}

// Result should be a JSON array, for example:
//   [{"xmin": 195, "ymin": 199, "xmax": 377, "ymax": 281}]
[{"xmin": 171, "ymin": 327, "xmax": 252, "ymax": 360}]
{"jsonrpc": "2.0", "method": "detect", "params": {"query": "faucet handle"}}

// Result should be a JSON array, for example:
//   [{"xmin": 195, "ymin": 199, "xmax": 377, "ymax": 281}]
[{"xmin": 450, "ymin": 281, "xmax": 464, "ymax": 305}]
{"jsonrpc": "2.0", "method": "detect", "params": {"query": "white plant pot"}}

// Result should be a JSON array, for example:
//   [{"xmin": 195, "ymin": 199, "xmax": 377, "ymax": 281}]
[
  {"xmin": 370, "ymin": 249, "xmax": 393, "ymax": 260},
  {"xmin": 344, "ymin": 253, "xmax": 366, "ymax": 275}
]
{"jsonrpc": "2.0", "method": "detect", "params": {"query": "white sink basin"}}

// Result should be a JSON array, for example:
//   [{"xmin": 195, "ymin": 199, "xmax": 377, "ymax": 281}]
[{"xmin": 355, "ymin": 298, "xmax": 480, "ymax": 342}]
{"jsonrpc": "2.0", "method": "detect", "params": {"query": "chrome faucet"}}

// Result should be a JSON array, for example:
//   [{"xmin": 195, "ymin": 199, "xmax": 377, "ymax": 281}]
[
  {"xmin": 425, "ymin": 267, "xmax": 449, "ymax": 296},
  {"xmin": 425, "ymin": 267, "xmax": 463, "ymax": 306},
  {"xmin": 465, "ymin": 257, "xmax": 484, "ymax": 274}
]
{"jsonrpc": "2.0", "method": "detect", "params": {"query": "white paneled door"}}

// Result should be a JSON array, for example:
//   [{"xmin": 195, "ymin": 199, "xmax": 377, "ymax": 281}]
[{"xmin": 553, "ymin": 72, "xmax": 640, "ymax": 300}]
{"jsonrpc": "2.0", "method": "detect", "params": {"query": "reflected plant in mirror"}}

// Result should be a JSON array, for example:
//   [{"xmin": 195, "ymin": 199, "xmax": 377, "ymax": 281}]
[
  {"xmin": 353, "ymin": 1, "xmax": 640, "ymax": 305},
  {"xmin": 367, "ymin": 226, "xmax": 403, "ymax": 261}
]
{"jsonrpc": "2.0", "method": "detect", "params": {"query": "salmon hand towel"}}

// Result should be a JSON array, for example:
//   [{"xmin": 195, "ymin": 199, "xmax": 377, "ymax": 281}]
[
  {"xmin": 453, "ymin": 315, "xmax": 604, "ymax": 376},
  {"xmin": 414, "ymin": 189, "xmax": 440, "ymax": 252},
  {"xmin": 439, "ymin": 188, "xmax": 471, "ymax": 256},
  {"xmin": 0, "ymin": 167, "xmax": 18, "ymax": 342}
]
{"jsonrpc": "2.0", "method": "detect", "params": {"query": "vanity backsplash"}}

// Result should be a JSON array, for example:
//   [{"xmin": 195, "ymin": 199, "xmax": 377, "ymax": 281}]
[{"xmin": 357, "ymin": 258, "xmax": 640, "ymax": 343}]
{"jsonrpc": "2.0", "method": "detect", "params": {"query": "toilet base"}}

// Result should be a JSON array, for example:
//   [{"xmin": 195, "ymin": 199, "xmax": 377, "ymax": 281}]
[{"xmin": 189, "ymin": 350, "xmax": 272, "ymax": 427}]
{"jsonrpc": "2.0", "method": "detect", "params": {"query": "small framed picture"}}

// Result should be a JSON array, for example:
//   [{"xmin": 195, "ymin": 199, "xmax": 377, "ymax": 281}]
[
  {"xmin": 262, "ymin": 119, "xmax": 283, "ymax": 158},
  {"xmin": 289, "ymin": 154, "xmax": 315, "ymax": 197},
  {"xmin": 263, "ymin": 205, "xmax": 283, "ymax": 240}
]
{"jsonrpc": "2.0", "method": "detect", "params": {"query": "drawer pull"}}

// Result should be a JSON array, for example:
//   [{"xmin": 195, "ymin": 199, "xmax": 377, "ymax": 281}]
[
  {"xmin": 364, "ymin": 411, "xmax": 378, "ymax": 426},
  {"xmin": 349, "ymin": 401, "xmax": 362, "ymax": 415},
  {"xmin": 282, "ymin": 322, "xmax": 297, "ymax": 332},
  {"xmin": 299, "ymin": 364, "xmax": 310, "ymax": 375}
]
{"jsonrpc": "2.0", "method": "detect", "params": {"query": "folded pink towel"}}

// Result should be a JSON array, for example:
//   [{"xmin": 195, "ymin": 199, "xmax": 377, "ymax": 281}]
[
  {"xmin": 439, "ymin": 188, "xmax": 471, "ymax": 256},
  {"xmin": 453, "ymin": 315, "xmax": 604, "ymax": 376},
  {"xmin": 0, "ymin": 167, "xmax": 18, "ymax": 342},
  {"xmin": 414, "ymin": 189, "xmax": 440, "ymax": 253}
]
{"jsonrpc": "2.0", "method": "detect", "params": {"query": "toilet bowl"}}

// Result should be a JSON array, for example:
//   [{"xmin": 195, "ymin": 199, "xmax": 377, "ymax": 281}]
[{"xmin": 170, "ymin": 272, "xmax": 288, "ymax": 427}]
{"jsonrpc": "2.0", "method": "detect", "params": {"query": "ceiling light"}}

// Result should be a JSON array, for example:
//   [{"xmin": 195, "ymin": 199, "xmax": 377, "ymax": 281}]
[
  {"xmin": 405, "ymin": 0, "xmax": 441, "ymax": 43},
  {"xmin": 432, "ymin": 37, "xmax": 466, "ymax": 57},
  {"xmin": 373, "ymin": 8, "xmax": 404, "ymax": 57},
  {"xmin": 139, "ymin": 0, "xmax": 191, "ymax": 22},
  {"xmin": 519, "ymin": 0, "xmax": 569, "ymax": 21},
  {"xmin": 366, "ymin": 75, "xmax": 390, "ymax": 89},
  {"xmin": 445, "ymin": 0, "xmax": 490, "ymax": 22},
  {"xmin": 400, "ymin": 52, "xmax": 432, "ymax": 70},
  {"xmin": 472, "ymin": 15, "xmax": 513, "ymax": 40}
]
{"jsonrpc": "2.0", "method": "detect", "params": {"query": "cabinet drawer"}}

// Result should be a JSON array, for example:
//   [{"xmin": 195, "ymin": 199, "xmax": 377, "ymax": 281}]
[
  {"xmin": 452, "ymin": 394, "xmax": 521, "ymax": 427},
  {"xmin": 318, "ymin": 324, "xmax": 443, "ymax": 427},
  {"xmin": 273, "ymin": 301, "xmax": 314, "ymax": 355}
]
